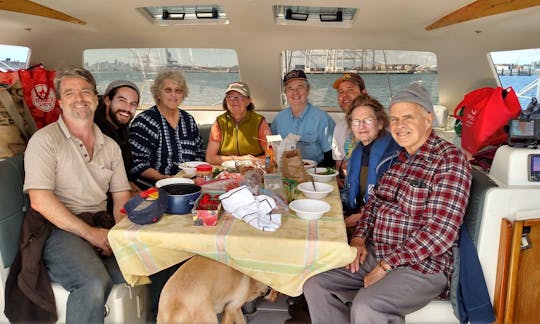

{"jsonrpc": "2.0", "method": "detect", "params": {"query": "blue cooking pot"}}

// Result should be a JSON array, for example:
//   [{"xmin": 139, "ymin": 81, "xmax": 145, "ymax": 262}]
[{"xmin": 160, "ymin": 183, "xmax": 201, "ymax": 214}]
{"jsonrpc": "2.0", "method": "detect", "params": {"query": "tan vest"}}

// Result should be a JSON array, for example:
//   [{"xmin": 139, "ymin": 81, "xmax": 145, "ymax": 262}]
[{"xmin": 217, "ymin": 111, "xmax": 264, "ymax": 156}]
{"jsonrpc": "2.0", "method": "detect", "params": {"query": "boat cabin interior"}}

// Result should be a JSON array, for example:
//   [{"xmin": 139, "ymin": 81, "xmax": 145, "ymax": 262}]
[{"xmin": 2, "ymin": 0, "xmax": 540, "ymax": 323}]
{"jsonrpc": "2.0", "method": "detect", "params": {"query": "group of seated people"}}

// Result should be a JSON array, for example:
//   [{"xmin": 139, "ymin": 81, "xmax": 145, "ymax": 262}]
[
  {"xmin": 100, "ymin": 67, "xmax": 341, "ymax": 192},
  {"xmin": 8, "ymin": 64, "xmax": 476, "ymax": 324}
]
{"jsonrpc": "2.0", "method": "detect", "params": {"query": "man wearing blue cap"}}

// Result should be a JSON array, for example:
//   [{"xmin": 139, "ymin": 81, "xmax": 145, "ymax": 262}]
[
  {"xmin": 271, "ymin": 70, "xmax": 335, "ymax": 166},
  {"xmin": 304, "ymin": 82, "xmax": 472, "ymax": 323}
]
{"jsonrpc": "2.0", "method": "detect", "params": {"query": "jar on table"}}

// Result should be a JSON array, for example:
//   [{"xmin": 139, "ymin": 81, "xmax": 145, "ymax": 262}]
[{"xmin": 195, "ymin": 164, "xmax": 213, "ymax": 185}]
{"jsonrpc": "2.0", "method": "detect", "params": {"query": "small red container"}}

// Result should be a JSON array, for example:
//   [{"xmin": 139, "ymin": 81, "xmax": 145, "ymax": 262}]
[{"xmin": 192, "ymin": 191, "xmax": 223, "ymax": 226}]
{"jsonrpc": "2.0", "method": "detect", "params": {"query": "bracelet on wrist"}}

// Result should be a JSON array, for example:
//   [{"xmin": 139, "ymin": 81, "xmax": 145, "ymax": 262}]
[{"xmin": 379, "ymin": 261, "xmax": 392, "ymax": 273}]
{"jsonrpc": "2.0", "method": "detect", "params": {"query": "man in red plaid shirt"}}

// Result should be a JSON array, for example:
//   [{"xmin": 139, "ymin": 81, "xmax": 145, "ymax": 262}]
[{"xmin": 304, "ymin": 82, "xmax": 472, "ymax": 324}]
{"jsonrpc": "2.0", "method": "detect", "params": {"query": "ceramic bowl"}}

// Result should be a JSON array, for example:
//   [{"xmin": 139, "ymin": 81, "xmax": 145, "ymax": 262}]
[
  {"xmin": 289, "ymin": 199, "xmax": 331, "ymax": 220},
  {"xmin": 297, "ymin": 181, "xmax": 333, "ymax": 199},
  {"xmin": 178, "ymin": 161, "xmax": 211, "ymax": 177},
  {"xmin": 302, "ymin": 159, "xmax": 316, "ymax": 169},
  {"xmin": 306, "ymin": 167, "xmax": 339, "ymax": 183}
]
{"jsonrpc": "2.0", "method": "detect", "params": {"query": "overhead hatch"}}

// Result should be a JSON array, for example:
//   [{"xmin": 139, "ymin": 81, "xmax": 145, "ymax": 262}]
[
  {"xmin": 138, "ymin": 5, "xmax": 228, "ymax": 26},
  {"xmin": 273, "ymin": 5, "xmax": 357, "ymax": 28}
]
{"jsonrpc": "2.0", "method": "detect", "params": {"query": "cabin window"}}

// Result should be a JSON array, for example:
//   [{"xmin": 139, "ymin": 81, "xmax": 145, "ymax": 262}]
[
  {"xmin": 490, "ymin": 49, "xmax": 540, "ymax": 109},
  {"xmin": 83, "ymin": 48, "xmax": 239, "ymax": 108},
  {"xmin": 281, "ymin": 49, "xmax": 438, "ymax": 109},
  {"xmin": 0, "ymin": 44, "xmax": 30, "ymax": 71}
]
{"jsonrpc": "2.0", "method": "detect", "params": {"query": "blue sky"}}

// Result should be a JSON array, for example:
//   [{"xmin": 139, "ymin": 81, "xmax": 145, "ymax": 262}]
[
  {"xmin": 0, "ymin": 45, "xmax": 30, "ymax": 61},
  {"xmin": 490, "ymin": 49, "xmax": 540, "ymax": 65}
]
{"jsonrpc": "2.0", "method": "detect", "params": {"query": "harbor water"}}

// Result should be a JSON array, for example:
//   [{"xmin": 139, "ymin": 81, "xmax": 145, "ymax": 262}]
[{"xmin": 92, "ymin": 70, "xmax": 536, "ymax": 110}]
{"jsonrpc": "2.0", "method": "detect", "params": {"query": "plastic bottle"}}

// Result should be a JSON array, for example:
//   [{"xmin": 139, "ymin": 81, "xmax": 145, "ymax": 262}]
[
  {"xmin": 195, "ymin": 164, "xmax": 213, "ymax": 185},
  {"xmin": 265, "ymin": 145, "xmax": 276, "ymax": 173}
]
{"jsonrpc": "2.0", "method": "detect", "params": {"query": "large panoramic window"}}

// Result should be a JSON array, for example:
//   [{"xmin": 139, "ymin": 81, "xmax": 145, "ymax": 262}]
[
  {"xmin": 490, "ymin": 48, "xmax": 540, "ymax": 109},
  {"xmin": 83, "ymin": 48, "xmax": 239, "ymax": 107},
  {"xmin": 0, "ymin": 44, "xmax": 30, "ymax": 71},
  {"xmin": 281, "ymin": 49, "xmax": 438, "ymax": 109}
]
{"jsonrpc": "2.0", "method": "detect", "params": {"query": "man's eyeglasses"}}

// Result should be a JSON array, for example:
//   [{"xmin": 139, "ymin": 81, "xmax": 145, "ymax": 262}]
[
  {"xmin": 226, "ymin": 95, "xmax": 246, "ymax": 101},
  {"xmin": 351, "ymin": 118, "xmax": 375, "ymax": 127}
]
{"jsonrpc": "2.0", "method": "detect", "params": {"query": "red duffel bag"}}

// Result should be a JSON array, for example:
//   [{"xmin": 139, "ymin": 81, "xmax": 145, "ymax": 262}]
[
  {"xmin": 18, "ymin": 65, "xmax": 61, "ymax": 129},
  {"xmin": 453, "ymin": 87, "xmax": 521, "ymax": 154}
]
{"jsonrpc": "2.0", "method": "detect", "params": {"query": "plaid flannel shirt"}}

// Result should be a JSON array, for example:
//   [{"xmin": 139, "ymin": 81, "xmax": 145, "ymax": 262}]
[{"xmin": 353, "ymin": 132, "xmax": 472, "ymax": 276}]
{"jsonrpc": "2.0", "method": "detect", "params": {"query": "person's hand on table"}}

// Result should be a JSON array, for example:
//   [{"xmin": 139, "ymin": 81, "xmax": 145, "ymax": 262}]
[{"xmin": 238, "ymin": 154, "xmax": 256, "ymax": 161}]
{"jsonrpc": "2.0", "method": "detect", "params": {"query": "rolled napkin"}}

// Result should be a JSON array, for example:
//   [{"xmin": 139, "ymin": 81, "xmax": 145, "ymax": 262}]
[{"xmin": 219, "ymin": 186, "xmax": 281, "ymax": 231}]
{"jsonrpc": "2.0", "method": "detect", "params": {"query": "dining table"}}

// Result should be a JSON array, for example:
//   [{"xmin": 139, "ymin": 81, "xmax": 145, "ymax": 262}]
[{"xmin": 108, "ymin": 177, "xmax": 357, "ymax": 297}]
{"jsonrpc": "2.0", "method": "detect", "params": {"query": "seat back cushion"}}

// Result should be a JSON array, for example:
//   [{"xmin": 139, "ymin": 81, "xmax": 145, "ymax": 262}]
[
  {"xmin": 463, "ymin": 166, "xmax": 498, "ymax": 246},
  {"xmin": 198, "ymin": 124, "xmax": 212, "ymax": 151},
  {"xmin": 0, "ymin": 154, "xmax": 27, "ymax": 268}
]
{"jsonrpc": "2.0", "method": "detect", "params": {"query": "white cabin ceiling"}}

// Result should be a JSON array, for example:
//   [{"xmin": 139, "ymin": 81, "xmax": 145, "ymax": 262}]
[{"xmin": 1, "ymin": 0, "xmax": 540, "ymax": 109}]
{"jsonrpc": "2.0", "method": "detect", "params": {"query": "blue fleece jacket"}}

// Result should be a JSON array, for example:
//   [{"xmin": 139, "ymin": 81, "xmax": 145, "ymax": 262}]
[{"xmin": 345, "ymin": 132, "xmax": 400, "ymax": 211}]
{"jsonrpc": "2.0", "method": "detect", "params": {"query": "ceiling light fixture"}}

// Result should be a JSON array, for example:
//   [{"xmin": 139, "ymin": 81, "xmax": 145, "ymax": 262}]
[
  {"xmin": 285, "ymin": 9, "xmax": 309, "ymax": 21},
  {"xmin": 196, "ymin": 8, "xmax": 218, "ymax": 19},
  {"xmin": 162, "ymin": 10, "xmax": 185, "ymax": 20},
  {"xmin": 320, "ymin": 10, "xmax": 342, "ymax": 22}
]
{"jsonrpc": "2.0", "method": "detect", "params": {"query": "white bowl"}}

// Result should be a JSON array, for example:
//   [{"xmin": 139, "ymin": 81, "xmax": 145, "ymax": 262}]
[
  {"xmin": 307, "ymin": 167, "xmax": 339, "ymax": 183},
  {"xmin": 289, "ymin": 199, "xmax": 331, "ymax": 220},
  {"xmin": 221, "ymin": 160, "xmax": 253, "ymax": 170},
  {"xmin": 156, "ymin": 177, "xmax": 194, "ymax": 188},
  {"xmin": 178, "ymin": 161, "xmax": 210, "ymax": 177},
  {"xmin": 297, "ymin": 182, "xmax": 333, "ymax": 199},
  {"xmin": 302, "ymin": 159, "xmax": 316, "ymax": 169}
]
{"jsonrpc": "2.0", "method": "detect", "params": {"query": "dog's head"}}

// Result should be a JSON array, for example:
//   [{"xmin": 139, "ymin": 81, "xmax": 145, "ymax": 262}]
[{"xmin": 247, "ymin": 279, "xmax": 269, "ymax": 302}]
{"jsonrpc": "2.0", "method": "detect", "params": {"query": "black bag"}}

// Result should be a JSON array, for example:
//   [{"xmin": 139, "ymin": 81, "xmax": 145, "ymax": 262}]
[{"xmin": 519, "ymin": 97, "xmax": 540, "ymax": 119}]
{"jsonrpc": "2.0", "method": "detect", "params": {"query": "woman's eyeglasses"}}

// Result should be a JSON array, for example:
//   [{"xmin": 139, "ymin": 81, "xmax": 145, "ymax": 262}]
[
  {"xmin": 351, "ymin": 117, "xmax": 375, "ymax": 127},
  {"xmin": 226, "ymin": 95, "xmax": 246, "ymax": 101}
]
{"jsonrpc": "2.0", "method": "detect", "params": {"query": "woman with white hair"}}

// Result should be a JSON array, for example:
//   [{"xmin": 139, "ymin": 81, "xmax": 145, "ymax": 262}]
[{"xmin": 129, "ymin": 67, "xmax": 204, "ymax": 189}]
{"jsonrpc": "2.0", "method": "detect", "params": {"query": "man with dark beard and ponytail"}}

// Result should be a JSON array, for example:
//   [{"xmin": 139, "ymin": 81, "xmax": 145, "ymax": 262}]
[{"xmin": 94, "ymin": 80, "xmax": 140, "ymax": 184}]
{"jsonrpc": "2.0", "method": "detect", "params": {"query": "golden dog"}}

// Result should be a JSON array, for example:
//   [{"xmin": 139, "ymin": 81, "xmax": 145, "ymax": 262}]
[{"xmin": 157, "ymin": 255, "xmax": 269, "ymax": 324}]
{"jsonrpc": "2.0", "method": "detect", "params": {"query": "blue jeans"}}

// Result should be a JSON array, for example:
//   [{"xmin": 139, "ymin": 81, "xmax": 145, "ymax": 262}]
[{"xmin": 42, "ymin": 228, "xmax": 125, "ymax": 324}]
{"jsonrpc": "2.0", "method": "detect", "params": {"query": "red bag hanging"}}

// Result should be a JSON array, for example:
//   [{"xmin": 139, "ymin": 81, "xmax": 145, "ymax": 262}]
[
  {"xmin": 453, "ymin": 87, "xmax": 521, "ymax": 154},
  {"xmin": 18, "ymin": 65, "xmax": 61, "ymax": 129}
]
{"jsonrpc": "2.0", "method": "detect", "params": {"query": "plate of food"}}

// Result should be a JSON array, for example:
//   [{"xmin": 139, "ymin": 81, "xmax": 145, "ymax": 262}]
[{"xmin": 307, "ymin": 167, "xmax": 339, "ymax": 183}]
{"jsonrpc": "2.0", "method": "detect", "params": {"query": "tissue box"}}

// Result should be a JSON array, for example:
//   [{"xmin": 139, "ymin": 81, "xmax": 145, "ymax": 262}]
[{"xmin": 192, "ymin": 191, "xmax": 223, "ymax": 226}]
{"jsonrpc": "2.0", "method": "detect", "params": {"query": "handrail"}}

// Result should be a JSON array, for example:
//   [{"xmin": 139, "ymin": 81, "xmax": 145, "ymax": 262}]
[{"xmin": 516, "ymin": 78, "xmax": 539, "ymax": 99}]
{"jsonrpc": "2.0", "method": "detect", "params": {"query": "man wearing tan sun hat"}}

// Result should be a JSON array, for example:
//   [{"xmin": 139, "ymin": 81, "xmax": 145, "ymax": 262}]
[{"xmin": 331, "ymin": 73, "xmax": 368, "ymax": 171}]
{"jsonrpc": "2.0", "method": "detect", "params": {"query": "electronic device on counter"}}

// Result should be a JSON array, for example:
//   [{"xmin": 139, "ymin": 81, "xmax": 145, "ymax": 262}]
[
  {"xmin": 529, "ymin": 154, "xmax": 540, "ymax": 182},
  {"xmin": 509, "ymin": 119, "xmax": 540, "ymax": 140}
]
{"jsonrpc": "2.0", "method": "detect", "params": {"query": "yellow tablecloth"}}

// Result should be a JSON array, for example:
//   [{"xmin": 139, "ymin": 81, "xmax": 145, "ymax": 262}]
[{"xmin": 108, "ymin": 180, "xmax": 356, "ymax": 296}]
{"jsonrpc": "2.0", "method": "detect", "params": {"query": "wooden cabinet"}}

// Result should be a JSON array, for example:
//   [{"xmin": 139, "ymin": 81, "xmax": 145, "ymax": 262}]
[{"xmin": 504, "ymin": 218, "xmax": 540, "ymax": 324}]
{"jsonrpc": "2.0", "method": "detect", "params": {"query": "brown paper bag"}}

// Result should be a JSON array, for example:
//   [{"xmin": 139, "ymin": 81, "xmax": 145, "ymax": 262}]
[
  {"xmin": 0, "ymin": 83, "xmax": 36, "ymax": 158},
  {"xmin": 280, "ymin": 149, "xmax": 310, "ymax": 183}
]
